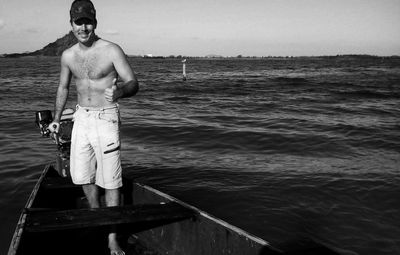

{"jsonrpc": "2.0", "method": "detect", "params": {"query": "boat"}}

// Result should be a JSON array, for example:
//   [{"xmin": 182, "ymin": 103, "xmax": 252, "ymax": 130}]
[
  {"xmin": 8, "ymin": 163, "xmax": 285, "ymax": 255},
  {"xmin": 8, "ymin": 110, "xmax": 339, "ymax": 255}
]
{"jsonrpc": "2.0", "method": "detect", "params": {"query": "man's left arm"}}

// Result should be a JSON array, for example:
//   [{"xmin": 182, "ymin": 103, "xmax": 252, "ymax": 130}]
[{"xmin": 111, "ymin": 44, "xmax": 139, "ymax": 100}]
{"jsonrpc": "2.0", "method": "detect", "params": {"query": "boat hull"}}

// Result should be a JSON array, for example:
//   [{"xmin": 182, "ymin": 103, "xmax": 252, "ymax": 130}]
[
  {"xmin": 132, "ymin": 183, "xmax": 277, "ymax": 255},
  {"xmin": 8, "ymin": 165, "xmax": 281, "ymax": 255}
]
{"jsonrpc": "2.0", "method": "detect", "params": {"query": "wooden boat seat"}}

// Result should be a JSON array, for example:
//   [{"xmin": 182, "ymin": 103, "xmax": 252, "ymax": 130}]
[{"xmin": 24, "ymin": 202, "xmax": 196, "ymax": 233}]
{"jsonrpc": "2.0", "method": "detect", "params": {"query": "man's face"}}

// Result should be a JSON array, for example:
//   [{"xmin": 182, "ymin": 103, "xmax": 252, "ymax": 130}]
[{"xmin": 71, "ymin": 18, "xmax": 96, "ymax": 44}]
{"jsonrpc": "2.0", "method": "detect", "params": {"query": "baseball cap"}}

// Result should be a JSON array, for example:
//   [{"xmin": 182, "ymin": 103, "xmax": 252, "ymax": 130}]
[{"xmin": 70, "ymin": 0, "xmax": 96, "ymax": 23}]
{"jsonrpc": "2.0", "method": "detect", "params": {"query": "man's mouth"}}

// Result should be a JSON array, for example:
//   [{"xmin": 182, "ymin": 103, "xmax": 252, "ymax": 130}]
[{"xmin": 79, "ymin": 32, "xmax": 89, "ymax": 37}]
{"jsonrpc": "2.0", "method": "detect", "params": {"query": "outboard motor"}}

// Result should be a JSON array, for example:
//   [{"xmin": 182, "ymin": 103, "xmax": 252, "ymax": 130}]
[{"xmin": 35, "ymin": 109, "xmax": 74, "ymax": 178}]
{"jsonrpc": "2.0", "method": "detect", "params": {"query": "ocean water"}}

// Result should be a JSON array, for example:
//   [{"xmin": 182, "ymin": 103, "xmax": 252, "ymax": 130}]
[{"xmin": 0, "ymin": 56, "xmax": 399, "ymax": 254}]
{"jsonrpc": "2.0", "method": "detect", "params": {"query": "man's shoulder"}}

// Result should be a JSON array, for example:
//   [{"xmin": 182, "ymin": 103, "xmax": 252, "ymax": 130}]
[
  {"xmin": 59, "ymin": 44, "xmax": 78, "ymax": 66},
  {"xmin": 62, "ymin": 44, "xmax": 78, "ymax": 58},
  {"xmin": 96, "ymin": 39, "xmax": 122, "ymax": 52},
  {"xmin": 95, "ymin": 39, "xmax": 125, "ymax": 59}
]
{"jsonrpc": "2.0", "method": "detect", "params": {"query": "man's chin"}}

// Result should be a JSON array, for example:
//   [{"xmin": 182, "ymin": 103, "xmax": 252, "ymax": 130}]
[
  {"xmin": 77, "ymin": 34, "xmax": 94, "ymax": 44},
  {"xmin": 78, "ymin": 38, "xmax": 89, "ymax": 43}
]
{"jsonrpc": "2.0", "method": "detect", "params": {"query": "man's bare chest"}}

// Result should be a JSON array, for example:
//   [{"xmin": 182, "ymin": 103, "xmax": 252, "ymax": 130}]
[{"xmin": 71, "ymin": 53, "xmax": 113, "ymax": 79}]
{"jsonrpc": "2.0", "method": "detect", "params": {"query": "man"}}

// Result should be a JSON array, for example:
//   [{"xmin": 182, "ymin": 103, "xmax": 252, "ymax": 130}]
[{"xmin": 49, "ymin": 0, "xmax": 138, "ymax": 254}]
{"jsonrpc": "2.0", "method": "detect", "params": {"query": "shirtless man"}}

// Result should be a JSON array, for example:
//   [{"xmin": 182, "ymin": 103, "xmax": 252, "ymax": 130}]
[{"xmin": 49, "ymin": 1, "xmax": 138, "ymax": 254}]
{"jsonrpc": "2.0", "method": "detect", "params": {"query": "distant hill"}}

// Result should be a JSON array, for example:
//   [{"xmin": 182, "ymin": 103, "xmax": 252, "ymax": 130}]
[{"xmin": 4, "ymin": 32, "xmax": 77, "ymax": 58}]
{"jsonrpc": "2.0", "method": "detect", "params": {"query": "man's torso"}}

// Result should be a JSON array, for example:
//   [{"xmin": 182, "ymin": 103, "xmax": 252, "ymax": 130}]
[{"xmin": 66, "ymin": 39, "xmax": 117, "ymax": 107}]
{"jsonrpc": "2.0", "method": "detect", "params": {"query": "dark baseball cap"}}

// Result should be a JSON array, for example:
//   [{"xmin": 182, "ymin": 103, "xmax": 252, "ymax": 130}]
[{"xmin": 70, "ymin": 0, "xmax": 96, "ymax": 23}]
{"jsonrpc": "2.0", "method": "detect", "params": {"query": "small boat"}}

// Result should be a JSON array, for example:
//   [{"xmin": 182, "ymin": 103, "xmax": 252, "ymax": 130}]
[
  {"xmin": 8, "ymin": 164, "xmax": 283, "ymax": 255},
  {"xmin": 9, "ymin": 110, "xmax": 339, "ymax": 254}
]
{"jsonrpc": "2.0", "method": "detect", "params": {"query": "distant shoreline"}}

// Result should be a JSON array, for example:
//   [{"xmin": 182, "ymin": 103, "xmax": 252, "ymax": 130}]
[
  {"xmin": 1, "ymin": 32, "xmax": 398, "ymax": 59},
  {"xmin": 1, "ymin": 54, "xmax": 399, "ymax": 59}
]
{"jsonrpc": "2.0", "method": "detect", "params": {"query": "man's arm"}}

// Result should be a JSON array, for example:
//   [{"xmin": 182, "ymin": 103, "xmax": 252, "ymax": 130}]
[
  {"xmin": 50, "ymin": 52, "xmax": 72, "ymax": 132},
  {"xmin": 108, "ymin": 44, "xmax": 139, "ymax": 100}
]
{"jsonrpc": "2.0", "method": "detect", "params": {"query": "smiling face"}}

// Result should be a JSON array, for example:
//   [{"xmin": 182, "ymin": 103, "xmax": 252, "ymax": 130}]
[{"xmin": 71, "ymin": 18, "xmax": 96, "ymax": 45}]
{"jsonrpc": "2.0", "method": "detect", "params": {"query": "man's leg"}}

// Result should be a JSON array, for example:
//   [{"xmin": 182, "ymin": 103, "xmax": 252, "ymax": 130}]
[
  {"xmin": 105, "ymin": 188, "xmax": 120, "ymax": 207},
  {"xmin": 96, "ymin": 106, "xmax": 124, "ymax": 254},
  {"xmin": 106, "ymin": 188, "xmax": 124, "ymax": 255},
  {"xmin": 82, "ymin": 184, "xmax": 100, "ymax": 208}
]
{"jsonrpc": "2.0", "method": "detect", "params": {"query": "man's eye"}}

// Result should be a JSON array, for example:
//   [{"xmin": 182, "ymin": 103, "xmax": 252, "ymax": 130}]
[{"xmin": 75, "ymin": 19, "xmax": 93, "ymax": 26}]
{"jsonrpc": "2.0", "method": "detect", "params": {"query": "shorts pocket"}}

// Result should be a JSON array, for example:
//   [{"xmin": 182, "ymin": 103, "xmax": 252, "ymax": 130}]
[
  {"xmin": 73, "ymin": 109, "xmax": 82, "ymax": 122},
  {"xmin": 103, "ymin": 139, "xmax": 121, "ymax": 159},
  {"xmin": 99, "ymin": 111, "xmax": 120, "ymax": 125},
  {"xmin": 104, "ymin": 143, "xmax": 120, "ymax": 154}
]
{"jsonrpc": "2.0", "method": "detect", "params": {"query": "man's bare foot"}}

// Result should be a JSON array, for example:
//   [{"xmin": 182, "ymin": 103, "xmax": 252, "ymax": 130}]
[{"xmin": 109, "ymin": 233, "xmax": 125, "ymax": 255}]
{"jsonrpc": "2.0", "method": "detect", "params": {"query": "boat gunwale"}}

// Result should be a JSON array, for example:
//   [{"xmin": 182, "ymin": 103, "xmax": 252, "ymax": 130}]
[
  {"xmin": 8, "ymin": 164, "xmax": 51, "ymax": 255},
  {"xmin": 135, "ymin": 182, "xmax": 272, "ymax": 247}
]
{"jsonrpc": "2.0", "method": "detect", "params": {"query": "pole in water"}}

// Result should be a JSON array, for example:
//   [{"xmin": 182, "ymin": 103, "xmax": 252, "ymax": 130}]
[{"xmin": 182, "ymin": 59, "xmax": 187, "ymax": 81}]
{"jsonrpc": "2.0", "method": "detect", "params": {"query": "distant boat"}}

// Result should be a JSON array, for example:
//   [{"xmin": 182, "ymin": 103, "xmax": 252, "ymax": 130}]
[{"xmin": 205, "ymin": 54, "xmax": 224, "ymax": 58}]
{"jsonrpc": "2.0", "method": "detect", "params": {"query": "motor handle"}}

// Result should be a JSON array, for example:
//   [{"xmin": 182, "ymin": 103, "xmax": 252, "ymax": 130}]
[{"xmin": 52, "ymin": 124, "xmax": 60, "ymax": 145}]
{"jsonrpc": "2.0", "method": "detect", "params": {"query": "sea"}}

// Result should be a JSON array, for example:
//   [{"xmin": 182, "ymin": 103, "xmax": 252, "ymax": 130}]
[{"xmin": 0, "ymin": 56, "xmax": 399, "ymax": 255}]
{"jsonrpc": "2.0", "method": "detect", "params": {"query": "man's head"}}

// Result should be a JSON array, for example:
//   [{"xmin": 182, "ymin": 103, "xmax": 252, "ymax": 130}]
[
  {"xmin": 70, "ymin": 0, "xmax": 98, "ymax": 45},
  {"xmin": 70, "ymin": 0, "xmax": 97, "ymax": 27}
]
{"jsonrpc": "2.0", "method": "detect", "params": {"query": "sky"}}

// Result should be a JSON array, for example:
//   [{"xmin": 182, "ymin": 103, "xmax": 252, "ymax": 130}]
[{"xmin": 0, "ymin": 0, "xmax": 399, "ymax": 56}]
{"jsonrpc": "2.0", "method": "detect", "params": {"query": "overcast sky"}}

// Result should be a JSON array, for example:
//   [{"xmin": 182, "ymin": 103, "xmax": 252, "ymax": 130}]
[{"xmin": 1, "ymin": 0, "xmax": 399, "ymax": 56}]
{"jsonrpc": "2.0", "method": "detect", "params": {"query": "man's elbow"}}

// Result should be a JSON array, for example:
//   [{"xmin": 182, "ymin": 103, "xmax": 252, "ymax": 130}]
[
  {"xmin": 132, "ymin": 79, "xmax": 139, "ymax": 95},
  {"xmin": 127, "ymin": 79, "xmax": 139, "ymax": 97}
]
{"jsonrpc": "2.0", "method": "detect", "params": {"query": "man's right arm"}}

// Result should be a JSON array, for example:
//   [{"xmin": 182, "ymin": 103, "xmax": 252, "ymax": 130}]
[{"xmin": 50, "ymin": 52, "xmax": 72, "ymax": 132}]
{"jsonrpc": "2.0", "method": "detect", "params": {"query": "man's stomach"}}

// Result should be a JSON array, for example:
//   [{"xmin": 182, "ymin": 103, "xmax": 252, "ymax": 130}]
[
  {"xmin": 77, "ymin": 95, "xmax": 116, "ymax": 108},
  {"xmin": 76, "ymin": 78, "xmax": 116, "ymax": 107}
]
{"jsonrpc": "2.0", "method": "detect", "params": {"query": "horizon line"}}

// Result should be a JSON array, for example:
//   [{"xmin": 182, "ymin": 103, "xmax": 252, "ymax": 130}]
[{"xmin": 1, "ymin": 53, "xmax": 399, "ymax": 59}]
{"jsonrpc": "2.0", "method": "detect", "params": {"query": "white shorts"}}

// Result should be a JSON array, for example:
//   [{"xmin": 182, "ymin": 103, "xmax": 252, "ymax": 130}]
[{"xmin": 70, "ymin": 104, "xmax": 122, "ymax": 189}]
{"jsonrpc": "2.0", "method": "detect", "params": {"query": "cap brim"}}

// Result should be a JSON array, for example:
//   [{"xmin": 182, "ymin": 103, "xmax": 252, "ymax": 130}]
[{"xmin": 72, "ymin": 13, "xmax": 95, "ymax": 22}]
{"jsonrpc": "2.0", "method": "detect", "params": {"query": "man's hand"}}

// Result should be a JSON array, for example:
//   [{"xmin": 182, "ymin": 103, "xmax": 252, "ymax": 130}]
[
  {"xmin": 105, "ymin": 78, "xmax": 120, "ymax": 103},
  {"xmin": 48, "ymin": 122, "xmax": 60, "ymax": 133},
  {"xmin": 48, "ymin": 122, "xmax": 60, "ymax": 144}
]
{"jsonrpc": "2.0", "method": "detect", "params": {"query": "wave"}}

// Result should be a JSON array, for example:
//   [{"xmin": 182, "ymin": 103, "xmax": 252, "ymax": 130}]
[{"xmin": 333, "ymin": 90, "xmax": 400, "ymax": 99}]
